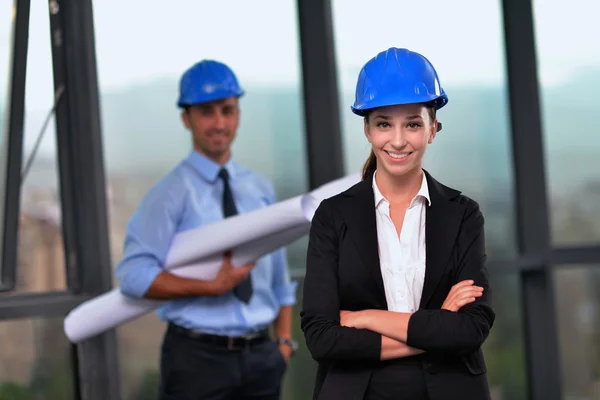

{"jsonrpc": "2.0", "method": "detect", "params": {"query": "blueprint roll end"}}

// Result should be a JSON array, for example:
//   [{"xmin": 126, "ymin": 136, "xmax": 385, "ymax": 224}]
[{"xmin": 64, "ymin": 312, "xmax": 82, "ymax": 343}]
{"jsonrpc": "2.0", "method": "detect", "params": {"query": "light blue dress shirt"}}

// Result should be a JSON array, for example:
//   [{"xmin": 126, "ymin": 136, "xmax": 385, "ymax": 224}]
[{"xmin": 115, "ymin": 150, "xmax": 297, "ymax": 336}]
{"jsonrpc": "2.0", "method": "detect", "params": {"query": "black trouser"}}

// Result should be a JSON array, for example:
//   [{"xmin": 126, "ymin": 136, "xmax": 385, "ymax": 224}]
[{"xmin": 159, "ymin": 324, "xmax": 287, "ymax": 400}]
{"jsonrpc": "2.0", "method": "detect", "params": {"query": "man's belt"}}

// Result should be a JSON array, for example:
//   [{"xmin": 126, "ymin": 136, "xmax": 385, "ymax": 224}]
[{"xmin": 168, "ymin": 323, "xmax": 270, "ymax": 350}]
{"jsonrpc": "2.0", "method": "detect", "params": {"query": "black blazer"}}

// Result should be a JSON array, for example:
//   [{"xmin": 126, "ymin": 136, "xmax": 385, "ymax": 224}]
[{"xmin": 300, "ymin": 170, "xmax": 495, "ymax": 400}]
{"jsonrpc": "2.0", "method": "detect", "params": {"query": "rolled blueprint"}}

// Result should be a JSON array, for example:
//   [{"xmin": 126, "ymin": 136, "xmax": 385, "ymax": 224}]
[{"xmin": 64, "ymin": 173, "xmax": 360, "ymax": 343}]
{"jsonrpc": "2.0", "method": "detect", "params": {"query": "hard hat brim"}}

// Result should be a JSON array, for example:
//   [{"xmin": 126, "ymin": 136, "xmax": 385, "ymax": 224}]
[
  {"xmin": 177, "ymin": 89, "xmax": 245, "ymax": 108},
  {"xmin": 351, "ymin": 93, "xmax": 448, "ymax": 116}
]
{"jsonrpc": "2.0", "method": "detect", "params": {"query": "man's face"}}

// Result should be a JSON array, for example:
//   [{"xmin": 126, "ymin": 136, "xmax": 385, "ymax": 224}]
[{"xmin": 181, "ymin": 97, "xmax": 240, "ymax": 164}]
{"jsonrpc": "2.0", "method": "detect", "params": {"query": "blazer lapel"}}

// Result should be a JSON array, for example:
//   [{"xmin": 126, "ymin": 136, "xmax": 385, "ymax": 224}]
[
  {"xmin": 420, "ymin": 170, "xmax": 465, "ymax": 309},
  {"xmin": 339, "ymin": 175, "xmax": 386, "ymax": 302}
]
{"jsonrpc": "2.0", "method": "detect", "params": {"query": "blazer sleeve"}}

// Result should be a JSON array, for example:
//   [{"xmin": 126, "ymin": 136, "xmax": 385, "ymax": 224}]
[
  {"xmin": 406, "ymin": 200, "xmax": 495, "ymax": 355},
  {"xmin": 300, "ymin": 200, "xmax": 382, "ymax": 362}
]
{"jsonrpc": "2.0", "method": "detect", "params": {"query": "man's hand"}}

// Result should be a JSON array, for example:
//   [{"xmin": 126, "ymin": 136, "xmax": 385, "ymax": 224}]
[
  {"xmin": 210, "ymin": 252, "xmax": 256, "ymax": 296},
  {"xmin": 441, "ymin": 280, "xmax": 484, "ymax": 312},
  {"xmin": 278, "ymin": 343, "xmax": 292, "ymax": 363}
]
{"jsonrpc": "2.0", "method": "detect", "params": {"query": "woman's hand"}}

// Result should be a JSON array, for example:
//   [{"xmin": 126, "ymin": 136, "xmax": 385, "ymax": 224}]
[
  {"xmin": 340, "ymin": 310, "xmax": 368, "ymax": 329},
  {"xmin": 441, "ymin": 280, "xmax": 484, "ymax": 312}
]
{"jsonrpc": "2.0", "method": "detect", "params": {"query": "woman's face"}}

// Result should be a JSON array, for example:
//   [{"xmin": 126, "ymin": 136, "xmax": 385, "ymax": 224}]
[{"xmin": 364, "ymin": 103, "xmax": 437, "ymax": 179}]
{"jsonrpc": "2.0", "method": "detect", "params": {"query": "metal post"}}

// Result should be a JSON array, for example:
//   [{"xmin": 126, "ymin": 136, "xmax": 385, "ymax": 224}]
[
  {"xmin": 502, "ymin": 0, "xmax": 562, "ymax": 398},
  {"xmin": 297, "ymin": 0, "xmax": 344, "ymax": 189},
  {"xmin": 47, "ymin": 0, "xmax": 121, "ymax": 398},
  {"xmin": 0, "ymin": 0, "xmax": 31, "ymax": 291}
]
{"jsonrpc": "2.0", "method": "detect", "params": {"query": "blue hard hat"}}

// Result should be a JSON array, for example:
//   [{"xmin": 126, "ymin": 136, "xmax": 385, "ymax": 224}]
[
  {"xmin": 177, "ymin": 60, "xmax": 245, "ymax": 108},
  {"xmin": 351, "ymin": 47, "xmax": 448, "ymax": 116}
]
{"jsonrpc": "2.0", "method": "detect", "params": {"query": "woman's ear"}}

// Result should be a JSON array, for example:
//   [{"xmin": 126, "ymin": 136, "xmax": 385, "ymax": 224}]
[
  {"xmin": 428, "ymin": 120, "xmax": 438, "ymax": 144},
  {"xmin": 363, "ymin": 117, "xmax": 371, "ymax": 142}
]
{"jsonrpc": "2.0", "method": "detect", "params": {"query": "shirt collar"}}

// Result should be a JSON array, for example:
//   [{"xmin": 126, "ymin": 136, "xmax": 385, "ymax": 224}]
[
  {"xmin": 418, "ymin": 171, "xmax": 432, "ymax": 206},
  {"xmin": 372, "ymin": 170, "xmax": 431, "ymax": 208},
  {"xmin": 185, "ymin": 150, "xmax": 236, "ymax": 183},
  {"xmin": 372, "ymin": 171, "xmax": 387, "ymax": 208}
]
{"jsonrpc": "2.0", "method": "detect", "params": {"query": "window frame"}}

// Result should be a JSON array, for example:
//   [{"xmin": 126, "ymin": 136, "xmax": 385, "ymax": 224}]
[{"xmin": 0, "ymin": 0, "xmax": 29, "ymax": 292}]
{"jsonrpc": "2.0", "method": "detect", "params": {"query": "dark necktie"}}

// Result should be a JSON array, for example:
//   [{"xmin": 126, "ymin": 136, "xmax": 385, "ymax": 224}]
[{"xmin": 218, "ymin": 168, "xmax": 253, "ymax": 304}]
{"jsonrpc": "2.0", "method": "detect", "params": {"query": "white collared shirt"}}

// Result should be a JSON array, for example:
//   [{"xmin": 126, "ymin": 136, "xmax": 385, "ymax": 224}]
[{"xmin": 372, "ymin": 170, "xmax": 430, "ymax": 313}]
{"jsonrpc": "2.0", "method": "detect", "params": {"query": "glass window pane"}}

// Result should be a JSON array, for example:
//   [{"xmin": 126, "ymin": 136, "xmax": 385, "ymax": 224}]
[
  {"xmin": 14, "ymin": 1, "xmax": 65, "ymax": 294},
  {"xmin": 482, "ymin": 273, "xmax": 528, "ymax": 399},
  {"xmin": 117, "ymin": 315, "xmax": 164, "ymax": 399},
  {"xmin": 0, "ymin": 317, "xmax": 75, "ymax": 399},
  {"xmin": 0, "ymin": 0, "xmax": 12, "ymax": 93},
  {"xmin": 555, "ymin": 266, "xmax": 600, "ymax": 399},
  {"xmin": 92, "ymin": 0, "xmax": 307, "ymax": 397},
  {"xmin": 533, "ymin": 1, "xmax": 600, "ymax": 246},
  {"xmin": 282, "ymin": 279, "xmax": 317, "ymax": 399},
  {"xmin": 0, "ymin": 0, "xmax": 13, "ymax": 113},
  {"xmin": 332, "ymin": 1, "xmax": 524, "ymax": 397}
]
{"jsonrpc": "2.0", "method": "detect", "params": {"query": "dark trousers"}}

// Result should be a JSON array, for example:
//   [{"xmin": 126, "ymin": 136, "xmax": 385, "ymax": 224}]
[{"xmin": 159, "ymin": 324, "xmax": 287, "ymax": 400}]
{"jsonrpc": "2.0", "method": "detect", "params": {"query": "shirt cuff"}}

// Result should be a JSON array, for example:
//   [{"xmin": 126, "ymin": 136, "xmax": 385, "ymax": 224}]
[
  {"xmin": 119, "ymin": 266, "xmax": 162, "ymax": 299},
  {"xmin": 274, "ymin": 280, "xmax": 299, "ymax": 307}
]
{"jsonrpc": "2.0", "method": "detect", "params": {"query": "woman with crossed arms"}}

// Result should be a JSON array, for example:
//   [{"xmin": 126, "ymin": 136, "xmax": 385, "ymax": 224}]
[{"xmin": 301, "ymin": 47, "xmax": 495, "ymax": 400}]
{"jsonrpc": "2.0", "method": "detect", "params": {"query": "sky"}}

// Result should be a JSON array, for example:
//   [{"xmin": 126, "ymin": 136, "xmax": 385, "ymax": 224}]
[
  {"xmin": 0, "ymin": 0, "xmax": 598, "ymax": 157},
  {"xmin": 1, "ymin": 0, "xmax": 599, "ymax": 110}
]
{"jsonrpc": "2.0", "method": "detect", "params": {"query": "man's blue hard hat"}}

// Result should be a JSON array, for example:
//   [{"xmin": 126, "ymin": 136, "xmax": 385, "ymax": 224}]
[{"xmin": 177, "ymin": 60, "xmax": 244, "ymax": 108}]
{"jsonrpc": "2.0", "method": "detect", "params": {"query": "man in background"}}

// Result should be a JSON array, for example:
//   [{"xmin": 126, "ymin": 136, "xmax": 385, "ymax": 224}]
[{"xmin": 115, "ymin": 59, "xmax": 298, "ymax": 400}]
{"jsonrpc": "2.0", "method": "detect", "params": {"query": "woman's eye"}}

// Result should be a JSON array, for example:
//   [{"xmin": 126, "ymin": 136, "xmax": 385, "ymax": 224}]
[
  {"xmin": 377, "ymin": 122, "xmax": 390, "ymax": 128},
  {"xmin": 408, "ymin": 122, "xmax": 422, "ymax": 129}
]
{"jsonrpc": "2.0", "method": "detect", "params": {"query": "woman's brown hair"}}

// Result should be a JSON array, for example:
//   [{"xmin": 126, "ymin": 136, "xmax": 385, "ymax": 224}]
[{"xmin": 361, "ymin": 101, "xmax": 438, "ymax": 180}]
